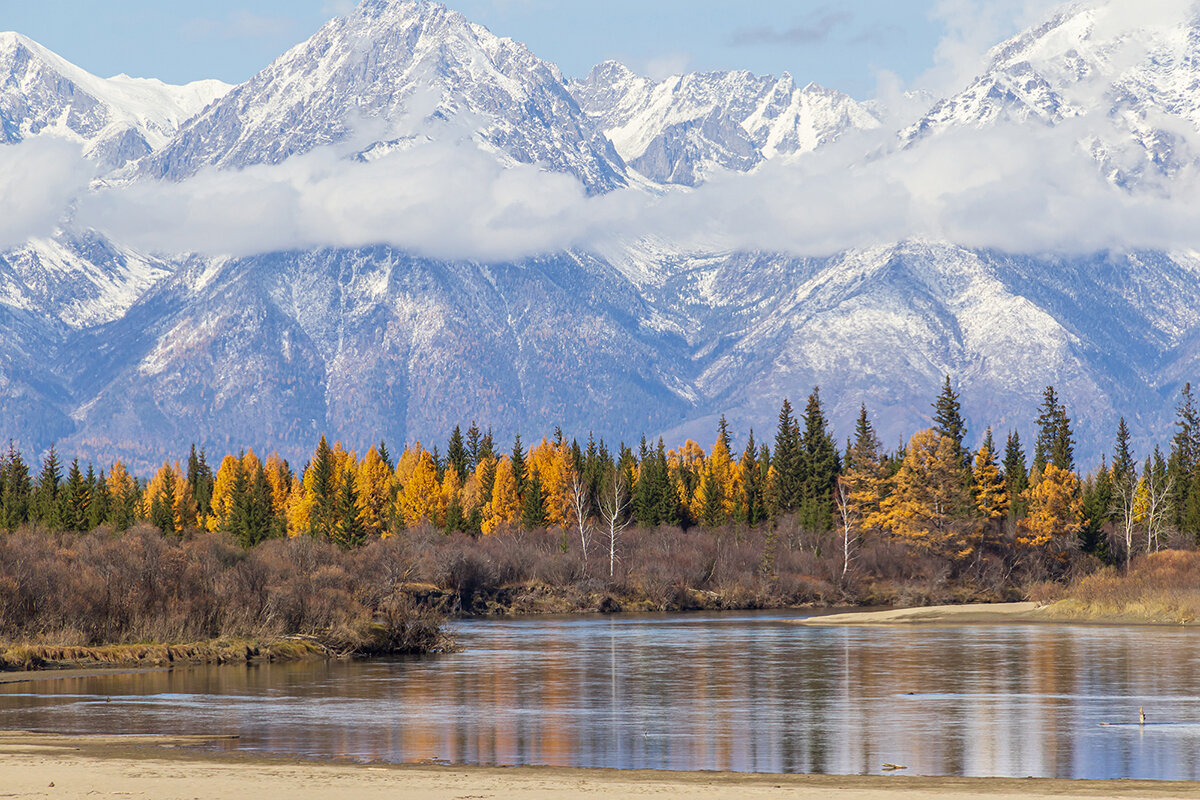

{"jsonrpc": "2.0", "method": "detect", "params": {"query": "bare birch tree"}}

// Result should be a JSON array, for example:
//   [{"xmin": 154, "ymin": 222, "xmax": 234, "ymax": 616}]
[
  {"xmin": 568, "ymin": 471, "xmax": 593, "ymax": 569},
  {"xmin": 1145, "ymin": 472, "xmax": 1175, "ymax": 554},
  {"xmin": 599, "ymin": 473, "xmax": 630, "ymax": 579},
  {"xmin": 1112, "ymin": 474, "xmax": 1138, "ymax": 570},
  {"xmin": 834, "ymin": 477, "xmax": 859, "ymax": 582}
]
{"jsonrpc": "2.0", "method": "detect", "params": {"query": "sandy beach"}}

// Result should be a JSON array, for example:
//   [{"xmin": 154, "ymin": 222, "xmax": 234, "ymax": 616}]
[
  {"xmin": 795, "ymin": 602, "xmax": 1048, "ymax": 626},
  {"xmin": 0, "ymin": 730, "xmax": 1195, "ymax": 800}
]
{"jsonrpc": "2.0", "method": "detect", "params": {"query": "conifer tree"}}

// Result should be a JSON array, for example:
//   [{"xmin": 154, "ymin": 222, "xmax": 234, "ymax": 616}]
[
  {"xmin": 1032, "ymin": 387, "xmax": 1074, "ymax": 476},
  {"xmin": 59, "ymin": 459, "xmax": 89, "ymax": 532},
  {"xmin": 1003, "ymin": 431, "xmax": 1029, "ymax": 521},
  {"xmin": 465, "ymin": 423, "xmax": 481, "ymax": 472},
  {"xmin": 334, "ymin": 469, "xmax": 365, "ymax": 550},
  {"xmin": 932, "ymin": 375, "xmax": 968, "ymax": 468},
  {"xmin": 308, "ymin": 435, "xmax": 337, "ymax": 539},
  {"xmin": 972, "ymin": 430, "xmax": 1008, "ymax": 552},
  {"xmin": 188, "ymin": 445, "xmax": 215, "ymax": 522},
  {"xmin": 0, "ymin": 443, "xmax": 31, "ymax": 532},
  {"xmin": 378, "ymin": 440, "xmax": 394, "ymax": 472},
  {"xmin": 1168, "ymin": 384, "xmax": 1199, "ymax": 533},
  {"xmin": 740, "ymin": 430, "xmax": 764, "ymax": 525},
  {"xmin": 772, "ymin": 399, "xmax": 802, "ymax": 514},
  {"xmin": 798, "ymin": 388, "xmax": 840, "ymax": 532},
  {"xmin": 510, "ymin": 434, "xmax": 527, "ymax": 497},
  {"xmin": 150, "ymin": 464, "xmax": 178, "ymax": 536},
  {"xmin": 521, "ymin": 467, "xmax": 547, "ymax": 528},
  {"xmin": 1080, "ymin": 460, "xmax": 1113, "ymax": 556},
  {"xmin": 1111, "ymin": 417, "xmax": 1135, "ymax": 489},
  {"xmin": 447, "ymin": 426, "xmax": 467, "ymax": 481},
  {"xmin": 88, "ymin": 467, "xmax": 111, "ymax": 531},
  {"xmin": 32, "ymin": 446, "xmax": 62, "ymax": 529}
]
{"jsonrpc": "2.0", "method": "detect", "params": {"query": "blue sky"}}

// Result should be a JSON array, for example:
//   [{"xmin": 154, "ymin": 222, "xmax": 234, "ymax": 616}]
[{"xmin": 5, "ymin": 1, "xmax": 971, "ymax": 98}]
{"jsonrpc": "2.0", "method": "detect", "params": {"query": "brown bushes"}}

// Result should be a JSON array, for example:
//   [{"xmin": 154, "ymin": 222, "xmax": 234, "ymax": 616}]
[
  {"xmin": 0, "ymin": 526, "xmax": 448, "ymax": 655},
  {"xmin": 1051, "ymin": 549, "xmax": 1200, "ymax": 623}
]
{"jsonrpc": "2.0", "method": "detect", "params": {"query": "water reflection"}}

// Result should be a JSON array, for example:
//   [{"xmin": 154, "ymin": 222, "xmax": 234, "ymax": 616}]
[{"xmin": 2, "ymin": 612, "xmax": 1200, "ymax": 779}]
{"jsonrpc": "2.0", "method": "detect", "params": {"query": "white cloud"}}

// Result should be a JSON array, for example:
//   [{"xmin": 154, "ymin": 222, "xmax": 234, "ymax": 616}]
[{"xmin": 0, "ymin": 137, "xmax": 92, "ymax": 250}]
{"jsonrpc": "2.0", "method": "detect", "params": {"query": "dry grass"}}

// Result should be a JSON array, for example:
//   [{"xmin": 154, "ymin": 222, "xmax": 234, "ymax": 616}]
[{"xmin": 1048, "ymin": 550, "xmax": 1200, "ymax": 624}]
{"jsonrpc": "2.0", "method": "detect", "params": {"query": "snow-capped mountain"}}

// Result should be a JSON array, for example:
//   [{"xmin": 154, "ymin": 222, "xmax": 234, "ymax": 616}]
[
  {"xmin": 570, "ymin": 61, "xmax": 880, "ymax": 186},
  {"xmin": 5, "ymin": 0, "xmax": 1200, "ymax": 469},
  {"xmin": 902, "ymin": 1, "xmax": 1200, "ymax": 184},
  {"xmin": 134, "ymin": 0, "xmax": 627, "ymax": 193},
  {"xmin": 0, "ymin": 31, "xmax": 229, "ymax": 170}
]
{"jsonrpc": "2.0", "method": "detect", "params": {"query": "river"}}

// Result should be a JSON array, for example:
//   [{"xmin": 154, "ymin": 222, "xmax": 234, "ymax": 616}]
[{"xmin": 2, "ymin": 611, "xmax": 1200, "ymax": 779}]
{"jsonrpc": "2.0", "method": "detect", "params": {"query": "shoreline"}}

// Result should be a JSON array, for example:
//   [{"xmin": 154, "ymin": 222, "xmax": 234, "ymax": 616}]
[
  {"xmin": 0, "ymin": 731, "xmax": 1194, "ymax": 800},
  {"xmin": 793, "ymin": 601, "xmax": 1200, "ymax": 627}
]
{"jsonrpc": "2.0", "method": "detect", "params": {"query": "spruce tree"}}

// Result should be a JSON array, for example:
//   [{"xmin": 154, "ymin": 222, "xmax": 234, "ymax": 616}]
[
  {"xmin": 932, "ymin": 375, "xmax": 968, "ymax": 467},
  {"xmin": 521, "ymin": 468, "xmax": 547, "ymax": 528},
  {"xmin": 447, "ymin": 425, "xmax": 467, "ymax": 479},
  {"xmin": 1080, "ymin": 459, "xmax": 1113, "ymax": 557},
  {"xmin": 652, "ymin": 440, "xmax": 680, "ymax": 526},
  {"xmin": 334, "ymin": 469, "xmax": 365, "ymax": 550},
  {"xmin": 0, "ymin": 443, "xmax": 31, "ymax": 532},
  {"xmin": 740, "ymin": 430, "xmax": 763, "ymax": 525},
  {"xmin": 32, "ymin": 446, "xmax": 62, "ymax": 529},
  {"xmin": 465, "ymin": 423, "xmax": 481, "ymax": 473},
  {"xmin": 1032, "ymin": 386, "xmax": 1075, "ymax": 476},
  {"xmin": 59, "ymin": 459, "xmax": 89, "ymax": 532},
  {"xmin": 378, "ymin": 440, "xmax": 394, "ymax": 472},
  {"xmin": 510, "ymin": 434, "xmax": 527, "ymax": 497},
  {"xmin": 308, "ymin": 435, "xmax": 337, "ymax": 539},
  {"xmin": 772, "ymin": 399, "xmax": 802, "ymax": 514},
  {"xmin": 188, "ymin": 446, "xmax": 214, "ymax": 523},
  {"xmin": 1003, "ymin": 431, "xmax": 1029, "ymax": 521},
  {"xmin": 150, "ymin": 468, "xmax": 177, "ymax": 536},
  {"xmin": 798, "ymin": 388, "xmax": 839, "ymax": 532},
  {"xmin": 1169, "ymin": 384, "xmax": 1199, "ymax": 533},
  {"xmin": 1111, "ymin": 418, "xmax": 1135, "ymax": 490},
  {"xmin": 88, "ymin": 468, "xmax": 111, "ymax": 531}
]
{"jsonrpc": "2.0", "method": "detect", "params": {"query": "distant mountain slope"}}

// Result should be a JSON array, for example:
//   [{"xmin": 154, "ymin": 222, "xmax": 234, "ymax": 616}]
[
  {"xmin": 569, "ymin": 61, "xmax": 880, "ymax": 185},
  {"xmin": 0, "ymin": 31, "xmax": 229, "ymax": 169},
  {"xmin": 133, "ymin": 0, "xmax": 627, "ymax": 193}
]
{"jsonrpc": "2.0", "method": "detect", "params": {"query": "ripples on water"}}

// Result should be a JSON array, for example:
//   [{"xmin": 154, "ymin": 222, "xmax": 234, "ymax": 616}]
[{"xmin": 3, "ymin": 611, "xmax": 1200, "ymax": 779}]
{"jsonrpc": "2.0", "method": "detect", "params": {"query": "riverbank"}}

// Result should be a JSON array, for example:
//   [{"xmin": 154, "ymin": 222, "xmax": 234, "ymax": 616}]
[
  {"xmin": 0, "ymin": 731, "xmax": 1193, "ymax": 800},
  {"xmin": 795, "ymin": 602, "xmax": 1047, "ymax": 626}
]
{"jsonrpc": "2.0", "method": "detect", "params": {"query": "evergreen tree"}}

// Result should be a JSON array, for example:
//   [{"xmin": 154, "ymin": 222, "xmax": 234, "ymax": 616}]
[
  {"xmin": 188, "ymin": 445, "xmax": 215, "ymax": 522},
  {"xmin": 510, "ymin": 434, "xmax": 527, "ymax": 496},
  {"xmin": 59, "ymin": 459, "xmax": 89, "ymax": 532},
  {"xmin": 521, "ymin": 468, "xmax": 547, "ymax": 528},
  {"xmin": 717, "ymin": 415, "xmax": 733, "ymax": 455},
  {"xmin": 1111, "ymin": 417, "xmax": 1135, "ymax": 489},
  {"xmin": 932, "ymin": 374, "xmax": 968, "ymax": 467},
  {"xmin": 88, "ymin": 467, "xmax": 111, "ymax": 531},
  {"xmin": 1169, "ymin": 384, "xmax": 1199, "ymax": 533},
  {"xmin": 378, "ymin": 440, "xmax": 394, "ymax": 472},
  {"xmin": 465, "ymin": 422, "xmax": 481, "ymax": 473},
  {"xmin": 1003, "ymin": 431, "xmax": 1029, "ymax": 521},
  {"xmin": 333, "ymin": 469, "xmax": 365, "ymax": 550},
  {"xmin": 1080, "ymin": 460, "xmax": 1112, "ymax": 557},
  {"xmin": 479, "ymin": 429, "xmax": 496, "ymax": 464},
  {"xmin": 447, "ymin": 425, "xmax": 467, "ymax": 479},
  {"xmin": 308, "ymin": 435, "xmax": 337, "ymax": 539},
  {"xmin": 798, "ymin": 388, "xmax": 840, "ymax": 532},
  {"xmin": 0, "ymin": 443, "xmax": 31, "ymax": 532},
  {"xmin": 740, "ymin": 430, "xmax": 764, "ymax": 525},
  {"xmin": 150, "ymin": 467, "xmax": 177, "ymax": 536},
  {"xmin": 772, "ymin": 399, "xmax": 802, "ymax": 514},
  {"xmin": 652, "ymin": 439, "xmax": 680, "ymax": 526},
  {"xmin": 1032, "ymin": 387, "xmax": 1074, "ymax": 476},
  {"xmin": 32, "ymin": 446, "xmax": 62, "ymax": 529}
]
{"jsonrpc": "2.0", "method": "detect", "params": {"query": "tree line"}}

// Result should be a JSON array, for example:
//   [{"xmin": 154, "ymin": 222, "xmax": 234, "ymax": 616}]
[{"xmin": 2, "ymin": 379, "xmax": 1198, "ymax": 569}]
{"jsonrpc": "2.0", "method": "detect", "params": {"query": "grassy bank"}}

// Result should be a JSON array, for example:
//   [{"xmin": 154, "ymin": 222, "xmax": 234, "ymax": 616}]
[{"xmin": 1042, "ymin": 550, "xmax": 1200, "ymax": 624}]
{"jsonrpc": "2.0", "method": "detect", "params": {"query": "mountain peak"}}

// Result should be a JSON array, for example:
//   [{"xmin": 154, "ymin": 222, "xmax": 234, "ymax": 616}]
[{"xmin": 131, "ymin": 0, "xmax": 626, "ymax": 192}]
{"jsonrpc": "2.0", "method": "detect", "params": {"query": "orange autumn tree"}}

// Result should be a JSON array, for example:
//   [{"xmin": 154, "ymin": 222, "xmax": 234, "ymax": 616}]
[
  {"xmin": 397, "ymin": 445, "xmax": 439, "ymax": 528},
  {"xmin": 1019, "ymin": 463, "xmax": 1083, "ymax": 549},
  {"xmin": 143, "ymin": 461, "xmax": 196, "ymax": 535},
  {"xmin": 879, "ymin": 429, "xmax": 973, "ymax": 555},
  {"xmin": 483, "ymin": 455, "xmax": 521, "ymax": 534},
  {"xmin": 357, "ymin": 446, "xmax": 394, "ymax": 536}
]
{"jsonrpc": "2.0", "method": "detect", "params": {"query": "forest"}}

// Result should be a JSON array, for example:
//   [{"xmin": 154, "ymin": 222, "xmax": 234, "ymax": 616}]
[{"xmin": 2, "ymin": 379, "xmax": 1200, "ymax": 651}]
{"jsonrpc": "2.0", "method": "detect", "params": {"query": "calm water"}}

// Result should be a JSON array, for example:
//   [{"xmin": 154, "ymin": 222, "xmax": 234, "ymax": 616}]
[{"xmin": 3, "ymin": 611, "xmax": 1200, "ymax": 779}]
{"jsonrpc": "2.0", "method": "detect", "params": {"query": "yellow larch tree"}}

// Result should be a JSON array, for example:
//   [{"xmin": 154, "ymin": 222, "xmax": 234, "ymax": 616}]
[
  {"xmin": 879, "ymin": 429, "xmax": 973, "ymax": 555},
  {"xmin": 263, "ymin": 453, "xmax": 293, "ymax": 519},
  {"xmin": 483, "ymin": 455, "xmax": 521, "ymax": 535},
  {"xmin": 528, "ymin": 439, "xmax": 572, "ymax": 526},
  {"xmin": 1019, "ymin": 463, "xmax": 1084, "ymax": 549},
  {"xmin": 357, "ymin": 446, "xmax": 394, "ymax": 536},
  {"xmin": 106, "ymin": 461, "xmax": 135, "ymax": 500},
  {"xmin": 397, "ymin": 447, "xmax": 439, "ymax": 528},
  {"xmin": 143, "ymin": 461, "xmax": 196, "ymax": 533},
  {"xmin": 972, "ymin": 434, "xmax": 1009, "ymax": 555},
  {"xmin": 207, "ymin": 454, "xmax": 242, "ymax": 531}
]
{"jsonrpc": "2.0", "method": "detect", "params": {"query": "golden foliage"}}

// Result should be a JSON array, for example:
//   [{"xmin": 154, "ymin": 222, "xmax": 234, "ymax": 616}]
[
  {"xmin": 1019, "ymin": 463, "xmax": 1083, "ymax": 549},
  {"xmin": 879, "ymin": 429, "xmax": 973, "ymax": 554}
]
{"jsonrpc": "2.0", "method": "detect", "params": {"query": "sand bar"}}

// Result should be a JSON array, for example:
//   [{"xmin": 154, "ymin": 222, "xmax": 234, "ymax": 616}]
[
  {"xmin": 795, "ymin": 602, "xmax": 1047, "ymax": 626},
  {"xmin": 0, "ymin": 731, "xmax": 1196, "ymax": 800}
]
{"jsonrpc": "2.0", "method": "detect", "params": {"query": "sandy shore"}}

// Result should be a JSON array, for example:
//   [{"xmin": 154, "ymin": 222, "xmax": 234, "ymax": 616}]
[
  {"xmin": 0, "ymin": 731, "xmax": 1195, "ymax": 800},
  {"xmin": 795, "ymin": 602, "xmax": 1048, "ymax": 626}
]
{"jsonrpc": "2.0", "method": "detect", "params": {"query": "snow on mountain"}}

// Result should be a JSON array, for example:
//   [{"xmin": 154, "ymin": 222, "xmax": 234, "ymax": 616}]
[
  {"xmin": 0, "ymin": 31, "xmax": 230, "ymax": 170},
  {"xmin": 569, "ymin": 60, "xmax": 880, "ymax": 186},
  {"xmin": 135, "ymin": 0, "xmax": 627, "ymax": 193},
  {"xmin": 901, "ymin": 1, "xmax": 1200, "ymax": 184}
]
